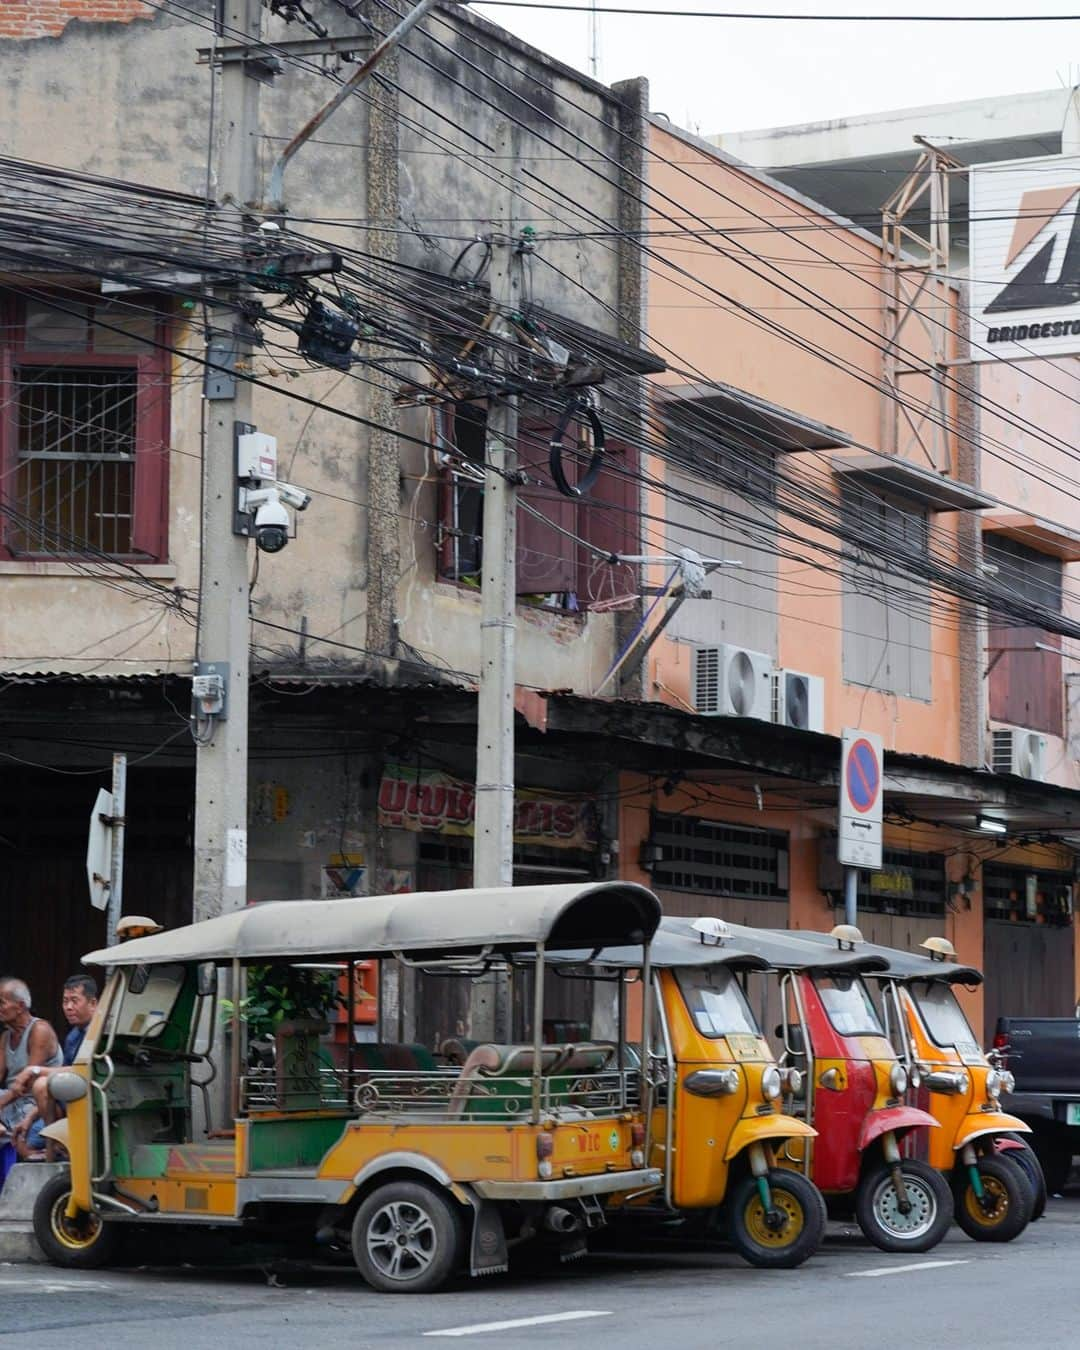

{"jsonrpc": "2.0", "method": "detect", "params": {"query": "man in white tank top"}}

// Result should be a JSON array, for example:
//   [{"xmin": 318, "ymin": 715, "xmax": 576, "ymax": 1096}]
[{"xmin": 0, "ymin": 978, "xmax": 62, "ymax": 1138}]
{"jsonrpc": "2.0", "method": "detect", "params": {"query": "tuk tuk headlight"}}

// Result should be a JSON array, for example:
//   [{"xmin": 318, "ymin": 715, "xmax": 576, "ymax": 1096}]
[
  {"xmin": 781, "ymin": 1067, "xmax": 803, "ymax": 1097},
  {"xmin": 909, "ymin": 1066, "xmax": 923, "ymax": 1091},
  {"xmin": 46, "ymin": 1070, "xmax": 88, "ymax": 1105},
  {"xmin": 986, "ymin": 1069, "xmax": 1002, "ymax": 1100},
  {"xmin": 889, "ymin": 1063, "xmax": 908, "ymax": 1097},
  {"xmin": 683, "ymin": 1068, "xmax": 740, "ymax": 1096},
  {"xmin": 761, "ymin": 1066, "xmax": 782, "ymax": 1101}
]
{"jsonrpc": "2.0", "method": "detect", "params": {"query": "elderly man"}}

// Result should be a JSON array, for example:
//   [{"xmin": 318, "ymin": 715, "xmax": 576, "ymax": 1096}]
[
  {"xmin": 9, "ymin": 975, "xmax": 98, "ymax": 1160},
  {"xmin": 0, "ymin": 978, "xmax": 62, "ymax": 1151}
]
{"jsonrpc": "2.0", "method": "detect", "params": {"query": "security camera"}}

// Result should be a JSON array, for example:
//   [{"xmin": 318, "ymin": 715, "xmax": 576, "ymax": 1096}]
[
  {"xmin": 274, "ymin": 480, "xmax": 312, "ymax": 512},
  {"xmin": 253, "ymin": 495, "xmax": 290, "ymax": 554}
]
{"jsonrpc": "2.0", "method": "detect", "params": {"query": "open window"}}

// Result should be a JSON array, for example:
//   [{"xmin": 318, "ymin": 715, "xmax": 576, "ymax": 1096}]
[
  {"xmin": 437, "ymin": 402, "xmax": 639, "ymax": 611},
  {"xmin": 0, "ymin": 293, "xmax": 171, "ymax": 561}
]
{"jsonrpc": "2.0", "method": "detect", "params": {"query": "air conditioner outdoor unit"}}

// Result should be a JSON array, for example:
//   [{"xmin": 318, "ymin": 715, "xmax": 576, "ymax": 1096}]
[
  {"xmin": 991, "ymin": 727, "xmax": 1047, "ymax": 781},
  {"xmin": 692, "ymin": 644, "xmax": 773, "ymax": 719},
  {"xmin": 772, "ymin": 669, "xmax": 825, "ymax": 733}
]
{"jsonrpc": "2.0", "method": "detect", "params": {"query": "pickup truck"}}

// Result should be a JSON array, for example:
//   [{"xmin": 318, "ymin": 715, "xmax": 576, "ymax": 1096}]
[{"xmin": 994, "ymin": 1015, "xmax": 1080, "ymax": 1193}]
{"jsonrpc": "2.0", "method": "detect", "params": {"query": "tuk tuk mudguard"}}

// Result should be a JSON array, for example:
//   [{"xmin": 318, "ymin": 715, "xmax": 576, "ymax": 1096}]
[
  {"xmin": 857, "ymin": 1106, "xmax": 938, "ymax": 1153},
  {"xmin": 954, "ymin": 1113, "xmax": 1032, "ymax": 1151},
  {"xmin": 723, "ymin": 1114, "xmax": 816, "ymax": 1163}
]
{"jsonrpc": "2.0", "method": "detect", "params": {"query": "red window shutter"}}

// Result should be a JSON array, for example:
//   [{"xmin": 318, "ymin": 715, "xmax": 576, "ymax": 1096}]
[
  {"xmin": 516, "ymin": 418, "xmax": 579, "ymax": 596},
  {"xmin": 989, "ymin": 621, "xmax": 1063, "ymax": 736},
  {"xmin": 577, "ymin": 436, "xmax": 640, "ymax": 608},
  {"xmin": 130, "ymin": 351, "xmax": 170, "ymax": 561}
]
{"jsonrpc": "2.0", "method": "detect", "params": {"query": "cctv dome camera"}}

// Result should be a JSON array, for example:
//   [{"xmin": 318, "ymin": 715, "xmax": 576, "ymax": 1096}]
[{"xmin": 254, "ymin": 496, "xmax": 290, "ymax": 554}]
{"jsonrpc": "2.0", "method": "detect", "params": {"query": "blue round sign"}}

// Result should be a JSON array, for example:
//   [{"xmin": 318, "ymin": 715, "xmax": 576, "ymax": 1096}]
[{"xmin": 846, "ymin": 738, "xmax": 879, "ymax": 815}]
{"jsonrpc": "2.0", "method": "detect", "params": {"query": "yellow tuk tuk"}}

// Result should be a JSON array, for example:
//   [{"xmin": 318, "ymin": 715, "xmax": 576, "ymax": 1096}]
[{"xmin": 34, "ymin": 882, "xmax": 663, "ymax": 1292}]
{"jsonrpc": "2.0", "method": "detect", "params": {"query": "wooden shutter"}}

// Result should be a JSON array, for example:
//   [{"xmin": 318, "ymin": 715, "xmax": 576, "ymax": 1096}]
[
  {"xmin": 986, "ymin": 533, "xmax": 1064, "ymax": 733},
  {"xmin": 577, "ymin": 437, "xmax": 640, "ymax": 609},
  {"xmin": 515, "ymin": 418, "xmax": 579, "ymax": 596}
]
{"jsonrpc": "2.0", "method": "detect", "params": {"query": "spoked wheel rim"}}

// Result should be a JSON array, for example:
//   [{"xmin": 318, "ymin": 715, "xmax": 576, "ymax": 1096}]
[
  {"xmin": 963, "ymin": 1174, "xmax": 1010, "ymax": 1229},
  {"xmin": 742, "ymin": 1187, "xmax": 806, "ymax": 1248},
  {"xmin": 49, "ymin": 1193, "xmax": 103, "ymax": 1253},
  {"xmin": 365, "ymin": 1199, "xmax": 439, "ymax": 1283},
  {"xmin": 869, "ymin": 1172, "xmax": 938, "ymax": 1241}
]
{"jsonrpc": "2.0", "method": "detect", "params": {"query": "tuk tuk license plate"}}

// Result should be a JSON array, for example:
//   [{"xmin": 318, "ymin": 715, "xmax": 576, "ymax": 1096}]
[{"xmin": 1065, "ymin": 1103, "xmax": 1080, "ymax": 1126}]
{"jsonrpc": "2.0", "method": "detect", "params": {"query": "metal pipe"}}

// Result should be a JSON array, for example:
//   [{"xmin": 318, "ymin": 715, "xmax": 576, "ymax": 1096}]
[
  {"xmin": 638, "ymin": 941, "xmax": 655, "ymax": 1175},
  {"xmin": 844, "ymin": 866, "xmax": 858, "ymax": 926},
  {"xmin": 267, "ymin": 0, "xmax": 456, "ymax": 208},
  {"xmin": 230, "ymin": 958, "xmax": 242, "ymax": 1123},
  {"xmin": 531, "ymin": 944, "xmax": 545, "ymax": 1125}
]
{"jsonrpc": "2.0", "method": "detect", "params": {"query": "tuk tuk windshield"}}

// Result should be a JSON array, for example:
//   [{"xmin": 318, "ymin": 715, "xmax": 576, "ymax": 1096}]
[
  {"xmin": 813, "ymin": 974, "xmax": 884, "ymax": 1037},
  {"xmin": 911, "ymin": 980, "xmax": 982, "ymax": 1057},
  {"xmin": 676, "ymin": 968, "xmax": 761, "ymax": 1039}
]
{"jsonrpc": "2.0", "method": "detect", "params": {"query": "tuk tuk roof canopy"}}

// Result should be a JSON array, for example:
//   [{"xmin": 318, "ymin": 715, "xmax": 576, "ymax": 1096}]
[
  {"xmin": 775, "ymin": 928, "xmax": 983, "ymax": 986},
  {"xmin": 552, "ymin": 917, "xmax": 890, "ymax": 974},
  {"xmin": 82, "ymin": 882, "xmax": 662, "ymax": 968},
  {"xmin": 675, "ymin": 920, "xmax": 892, "ymax": 976}
]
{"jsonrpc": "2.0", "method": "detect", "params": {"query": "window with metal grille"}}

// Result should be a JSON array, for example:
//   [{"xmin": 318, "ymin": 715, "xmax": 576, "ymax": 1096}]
[
  {"xmin": 648, "ymin": 811, "xmax": 789, "ymax": 900},
  {"xmin": 0, "ymin": 295, "xmax": 170, "ymax": 561},
  {"xmin": 851, "ymin": 846, "xmax": 946, "ymax": 917},
  {"xmin": 983, "ymin": 863, "xmax": 1073, "ymax": 926}
]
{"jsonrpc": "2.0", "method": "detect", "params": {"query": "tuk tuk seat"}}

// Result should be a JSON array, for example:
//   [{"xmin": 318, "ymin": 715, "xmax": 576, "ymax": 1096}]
[{"xmin": 448, "ymin": 1043, "xmax": 563, "ymax": 1117}]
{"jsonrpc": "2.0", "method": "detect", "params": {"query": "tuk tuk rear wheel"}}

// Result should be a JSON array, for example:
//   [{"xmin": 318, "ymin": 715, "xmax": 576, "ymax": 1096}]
[
  {"xmin": 728, "ymin": 1170, "xmax": 826, "ymax": 1269},
  {"xmin": 997, "ymin": 1136, "xmax": 1046, "ymax": 1221},
  {"xmin": 954, "ymin": 1154, "xmax": 1034, "ymax": 1243},
  {"xmin": 32, "ymin": 1173, "xmax": 118, "ymax": 1270},
  {"xmin": 855, "ymin": 1160, "xmax": 953, "ymax": 1253},
  {"xmin": 351, "ymin": 1180, "xmax": 465, "ymax": 1293}
]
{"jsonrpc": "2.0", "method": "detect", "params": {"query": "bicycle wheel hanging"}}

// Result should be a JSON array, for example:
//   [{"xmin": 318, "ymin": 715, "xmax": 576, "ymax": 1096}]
[{"xmin": 549, "ymin": 396, "xmax": 606, "ymax": 499}]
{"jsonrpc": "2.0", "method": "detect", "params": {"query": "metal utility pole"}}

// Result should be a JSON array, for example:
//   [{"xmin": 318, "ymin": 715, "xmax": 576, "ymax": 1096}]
[
  {"xmin": 471, "ymin": 122, "xmax": 523, "ymax": 1039},
  {"xmin": 193, "ymin": 0, "xmax": 262, "ymax": 925}
]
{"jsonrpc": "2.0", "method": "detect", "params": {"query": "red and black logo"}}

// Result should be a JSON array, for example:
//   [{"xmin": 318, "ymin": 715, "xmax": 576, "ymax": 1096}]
[{"xmin": 985, "ymin": 184, "xmax": 1080, "ymax": 315}]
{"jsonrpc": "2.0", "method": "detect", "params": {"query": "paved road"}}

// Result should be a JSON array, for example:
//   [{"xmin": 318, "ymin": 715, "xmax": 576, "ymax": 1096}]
[{"xmin": 4, "ymin": 1196, "xmax": 1079, "ymax": 1348}]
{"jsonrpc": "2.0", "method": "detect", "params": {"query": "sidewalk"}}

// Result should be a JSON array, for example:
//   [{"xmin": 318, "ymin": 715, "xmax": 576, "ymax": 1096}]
[{"xmin": 0, "ymin": 1163, "xmax": 64, "ymax": 1261}]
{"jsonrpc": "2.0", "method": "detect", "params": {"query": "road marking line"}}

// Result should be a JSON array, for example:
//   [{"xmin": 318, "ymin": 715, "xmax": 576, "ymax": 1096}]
[
  {"xmin": 846, "ymin": 1259, "xmax": 970, "ymax": 1279},
  {"xmin": 424, "ymin": 1310, "xmax": 612, "ymax": 1337}
]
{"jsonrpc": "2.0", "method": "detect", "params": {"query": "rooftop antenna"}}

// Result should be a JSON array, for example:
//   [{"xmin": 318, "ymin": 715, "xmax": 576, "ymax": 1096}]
[{"xmin": 589, "ymin": 0, "xmax": 599, "ymax": 80}]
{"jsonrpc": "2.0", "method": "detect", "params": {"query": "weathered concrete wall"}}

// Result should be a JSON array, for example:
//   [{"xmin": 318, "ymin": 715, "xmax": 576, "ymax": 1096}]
[{"xmin": 0, "ymin": 1, "xmax": 637, "ymax": 698}]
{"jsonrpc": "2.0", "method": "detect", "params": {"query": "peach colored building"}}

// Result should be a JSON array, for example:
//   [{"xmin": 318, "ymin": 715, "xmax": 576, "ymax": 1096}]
[{"xmin": 601, "ymin": 120, "xmax": 1080, "ymax": 1038}]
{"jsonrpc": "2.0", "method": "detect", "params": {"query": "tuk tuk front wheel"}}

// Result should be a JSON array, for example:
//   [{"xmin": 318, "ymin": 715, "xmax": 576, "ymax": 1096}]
[
  {"xmin": 32, "ymin": 1173, "xmax": 118, "ymax": 1270},
  {"xmin": 954, "ymin": 1154, "xmax": 1034, "ymax": 1243},
  {"xmin": 855, "ymin": 1159, "xmax": 953, "ymax": 1253},
  {"xmin": 728, "ymin": 1169, "xmax": 826, "ymax": 1269},
  {"xmin": 351, "ymin": 1180, "xmax": 465, "ymax": 1293}
]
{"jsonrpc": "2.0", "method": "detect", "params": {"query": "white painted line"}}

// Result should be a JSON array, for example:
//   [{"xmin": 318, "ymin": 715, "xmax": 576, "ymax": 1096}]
[
  {"xmin": 846, "ymin": 1258, "xmax": 970, "ymax": 1279},
  {"xmin": 424, "ymin": 1310, "xmax": 613, "ymax": 1337}
]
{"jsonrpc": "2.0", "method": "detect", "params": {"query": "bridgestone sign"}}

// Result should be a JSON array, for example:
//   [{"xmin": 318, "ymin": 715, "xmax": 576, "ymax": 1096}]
[{"xmin": 969, "ymin": 154, "xmax": 1080, "ymax": 362}]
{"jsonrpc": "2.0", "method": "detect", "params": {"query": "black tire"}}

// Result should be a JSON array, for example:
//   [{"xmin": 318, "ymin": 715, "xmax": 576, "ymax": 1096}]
[
  {"xmin": 999, "ymin": 1137, "xmax": 1047, "ymax": 1221},
  {"xmin": 32, "ymin": 1172, "xmax": 119, "ymax": 1270},
  {"xmin": 351, "ymin": 1181, "xmax": 465, "ymax": 1293},
  {"xmin": 855, "ymin": 1160, "xmax": 953, "ymax": 1253},
  {"xmin": 728, "ymin": 1169, "xmax": 827, "ymax": 1269},
  {"xmin": 954, "ymin": 1153, "xmax": 1033, "ymax": 1243}
]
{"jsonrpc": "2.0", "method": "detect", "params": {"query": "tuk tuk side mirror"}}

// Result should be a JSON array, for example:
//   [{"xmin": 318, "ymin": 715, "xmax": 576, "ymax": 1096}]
[
  {"xmin": 128, "ymin": 964, "xmax": 151, "ymax": 996},
  {"xmin": 197, "ymin": 963, "xmax": 218, "ymax": 997}
]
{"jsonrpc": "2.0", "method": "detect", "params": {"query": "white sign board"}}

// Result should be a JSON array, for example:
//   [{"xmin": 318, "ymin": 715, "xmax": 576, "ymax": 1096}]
[
  {"xmin": 86, "ymin": 787, "xmax": 113, "ymax": 911},
  {"xmin": 839, "ymin": 728, "xmax": 883, "ymax": 870},
  {"xmin": 969, "ymin": 154, "xmax": 1080, "ymax": 362}
]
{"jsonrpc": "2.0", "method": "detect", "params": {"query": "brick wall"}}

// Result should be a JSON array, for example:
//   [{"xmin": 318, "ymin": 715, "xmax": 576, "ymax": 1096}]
[{"xmin": 0, "ymin": 1, "xmax": 152, "ymax": 41}]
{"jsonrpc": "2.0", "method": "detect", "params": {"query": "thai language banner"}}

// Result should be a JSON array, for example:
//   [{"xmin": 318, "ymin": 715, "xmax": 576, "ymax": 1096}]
[{"xmin": 378, "ymin": 764, "xmax": 597, "ymax": 850}]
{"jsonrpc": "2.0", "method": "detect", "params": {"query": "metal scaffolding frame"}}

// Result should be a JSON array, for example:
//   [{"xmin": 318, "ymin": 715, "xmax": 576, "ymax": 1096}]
[{"xmin": 881, "ymin": 137, "xmax": 966, "ymax": 476}]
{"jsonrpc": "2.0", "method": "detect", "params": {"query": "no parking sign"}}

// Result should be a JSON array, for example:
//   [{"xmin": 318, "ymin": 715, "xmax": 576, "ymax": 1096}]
[{"xmin": 839, "ymin": 728, "xmax": 883, "ymax": 870}]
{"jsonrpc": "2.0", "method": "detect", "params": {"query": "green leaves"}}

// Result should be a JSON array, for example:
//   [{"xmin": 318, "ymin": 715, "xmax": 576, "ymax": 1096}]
[{"xmin": 220, "ymin": 963, "xmax": 343, "ymax": 1041}]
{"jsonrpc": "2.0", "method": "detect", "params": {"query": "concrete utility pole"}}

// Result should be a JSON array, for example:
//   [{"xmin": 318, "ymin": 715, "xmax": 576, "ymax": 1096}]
[
  {"xmin": 471, "ymin": 122, "xmax": 523, "ymax": 1039},
  {"xmin": 105, "ymin": 752, "xmax": 127, "ymax": 946},
  {"xmin": 193, "ymin": 0, "xmax": 262, "ymax": 926}
]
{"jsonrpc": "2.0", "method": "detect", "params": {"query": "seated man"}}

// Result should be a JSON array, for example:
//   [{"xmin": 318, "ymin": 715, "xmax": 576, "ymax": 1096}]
[
  {"xmin": 9, "ymin": 974, "xmax": 98, "ymax": 1160},
  {"xmin": 0, "ymin": 978, "xmax": 62, "ymax": 1158}
]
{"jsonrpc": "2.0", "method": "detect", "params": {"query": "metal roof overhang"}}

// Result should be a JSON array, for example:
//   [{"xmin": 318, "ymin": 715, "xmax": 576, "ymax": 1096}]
[
  {"xmin": 831, "ymin": 453, "xmax": 994, "ymax": 513},
  {"xmin": 660, "ymin": 379, "xmax": 853, "ymax": 454},
  {"xmin": 982, "ymin": 514, "xmax": 1080, "ymax": 563},
  {"xmin": 541, "ymin": 694, "xmax": 1080, "ymax": 841}
]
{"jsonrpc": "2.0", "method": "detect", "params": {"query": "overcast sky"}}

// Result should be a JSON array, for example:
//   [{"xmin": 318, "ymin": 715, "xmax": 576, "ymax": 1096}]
[{"xmin": 472, "ymin": 0, "xmax": 1080, "ymax": 138}]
